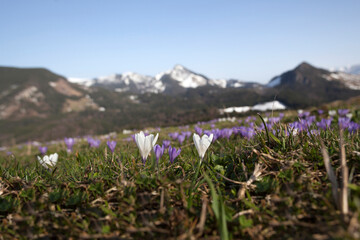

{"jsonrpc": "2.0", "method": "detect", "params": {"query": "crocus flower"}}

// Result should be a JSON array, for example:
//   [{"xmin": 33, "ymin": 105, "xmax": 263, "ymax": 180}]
[
  {"xmin": 194, "ymin": 126, "xmax": 203, "ymax": 135},
  {"xmin": 64, "ymin": 137, "xmax": 75, "ymax": 153},
  {"xmin": 169, "ymin": 132, "xmax": 179, "ymax": 140},
  {"xmin": 182, "ymin": 131, "xmax": 192, "ymax": 139},
  {"xmin": 210, "ymin": 129, "xmax": 222, "ymax": 142},
  {"xmin": 107, "ymin": 140, "xmax": 117, "ymax": 153},
  {"xmin": 338, "ymin": 109, "xmax": 350, "ymax": 116},
  {"xmin": 154, "ymin": 144, "xmax": 165, "ymax": 164},
  {"xmin": 238, "ymin": 126, "xmax": 256, "ymax": 139},
  {"xmin": 298, "ymin": 111, "xmax": 310, "ymax": 118},
  {"xmin": 37, "ymin": 153, "xmax": 58, "ymax": 170},
  {"xmin": 193, "ymin": 133, "xmax": 213, "ymax": 161},
  {"xmin": 39, "ymin": 146, "xmax": 48, "ymax": 155},
  {"xmin": 178, "ymin": 134, "xmax": 186, "ymax": 145},
  {"xmin": 162, "ymin": 140, "xmax": 171, "ymax": 149},
  {"xmin": 88, "ymin": 138, "xmax": 101, "ymax": 148},
  {"xmin": 316, "ymin": 118, "xmax": 332, "ymax": 130},
  {"xmin": 221, "ymin": 128, "xmax": 233, "ymax": 139},
  {"xmin": 168, "ymin": 146, "xmax": 181, "ymax": 163},
  {"xmin": 134, "ymin": 131, "xmax": 159, "ymax": 165},
  {"xmin": 328, "ymin": 110, "xmax": 336, "ymax": 116},
  {"xmin": 348, "ymin": 122, "xmax": 360, "ymax": 134},
  {"xmin": 338, "ymin": 117, "xmax": 351, "ymax": 129},
  {"xmin": 318, "ymin": 109, "xmax": 324, "ymax": 115}
]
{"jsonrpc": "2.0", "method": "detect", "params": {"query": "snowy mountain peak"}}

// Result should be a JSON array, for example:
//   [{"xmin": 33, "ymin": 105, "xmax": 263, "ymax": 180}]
[
  {"xmin": 173, "ymin": 64, "xmax": 186, "ymax": 71},
  {"xmin": 167, "ymin": 65, "xmax": 208, "ymax": 88},
  {"xmin": 68, "ymin": 64, "xmax": 255, "ymax": 93}
]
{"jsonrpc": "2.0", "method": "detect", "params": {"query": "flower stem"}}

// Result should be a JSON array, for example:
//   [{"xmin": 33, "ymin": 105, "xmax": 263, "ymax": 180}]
[{"xmin": 187, "ymin": 158, "xmax": 202, "ymax": 209}]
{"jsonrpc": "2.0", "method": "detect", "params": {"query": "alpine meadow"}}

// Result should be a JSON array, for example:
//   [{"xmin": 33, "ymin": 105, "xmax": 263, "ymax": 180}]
[{"xmin": 1, "ymin": 1, "xmax": 360, "ymax": 239}]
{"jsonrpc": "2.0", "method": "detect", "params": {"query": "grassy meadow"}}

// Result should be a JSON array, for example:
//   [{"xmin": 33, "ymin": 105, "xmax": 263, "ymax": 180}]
[{"xmin": 0, "ymin": 108, "xmax": 360, "ymax": 239}]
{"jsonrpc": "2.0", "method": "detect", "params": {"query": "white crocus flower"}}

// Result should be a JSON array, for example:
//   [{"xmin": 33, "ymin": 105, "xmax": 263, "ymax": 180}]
[
  {"xmin": 135, "ymin": 131, "xmax": 159, "ymax": 164},
  {"xmin": 193, "ymin": 133, "xmax": 213, "ymax": 161},
  {"xmin": 37, "ymin": 153, "xmax": 58, "ymax": 170},
  {"xmin": 328, "ymin": 110, "xmax": 336, "ymax": 116}
]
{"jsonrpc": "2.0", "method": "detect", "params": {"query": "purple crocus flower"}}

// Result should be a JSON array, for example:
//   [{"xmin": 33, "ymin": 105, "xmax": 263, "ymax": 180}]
[
  {"xmin": 316, "ymin": 118, "xmax": 332, "ymax": 130},
  {"xmin": 204, "ymin": 130, "xmax": 213, "ymax": 137},
  {"xmin": 107, "ymin": 140, "xmax": 117, "ymax": 153},
  {"xmin": 268, "ymin": 117, "xmax": 281, "ymax": 124},
  {"xmin": 154, "ymin": 144, "xmax": 165, "ymax": 164},
  {"xmin": 169, "ymin": 132, "xmax": 179, "ymax": 140},
  {"xmin": 168, "ymin": 146, "xmax": 181, "ymax": 163},
  {"xmin": 221, "ymin": 128, "xmax": 233, "ymax": 139},
  {"xmin": 162, "ymin": 140, "xmax": 171, "ymax": 149},
  {"xmin": 131, "ymin": 134, "xmax": 136, "ymax": 142},
  {"xmin": 182, "ymin": 131, "xmax": 192, "ymax": 139},
  {"xmin": 210, "ymin": 129, "xmax": 221, "ymax": 142},
  {"xmin": 194, "ymin": 126, "xmax": 203, "ymax": 135},
  {"xmin": 338, "ymin": 117, "xmax": 351, "ymax": 129},
  {"xmin": 39, "ymin": 146, "xmax": 48, "ymax": 155},
  {"xmin": 243, "ymin": 127, "xmax": 256, "ymax": 139},
  {"xmin": 318, "ymin": 109, "xmax": 324, "ymax": 115},
  {"xmin": 338, "ymin": 109, "xmax": 350, "ymax": 116},
  {"xmin": 178, "ymin": 134, "xmax": 186, "ymax": 145},
  {"xmin": 348, "ymin": 122, "xmax": 360, "ymax": 134},
  {"xmin": 88, "ymin": 138, "xmax": 101, "ymax": 148},
  {"xmin": 64, "ymin": 137, "xmax": 75, "ymax": 152},
  {"xmin": 298, "ymin": 111, "xmax": 310, "ymax": 118}
]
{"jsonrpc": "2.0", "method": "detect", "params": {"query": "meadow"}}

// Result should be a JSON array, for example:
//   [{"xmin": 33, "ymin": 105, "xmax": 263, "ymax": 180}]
[{"xmin": 0, "ymin": 108, "xmax": 360, "ymax": 239}]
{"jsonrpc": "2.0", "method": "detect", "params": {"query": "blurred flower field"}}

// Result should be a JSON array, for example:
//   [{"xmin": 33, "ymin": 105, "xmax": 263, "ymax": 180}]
[{"xmin": 0, "ymin": 108, "xmax": 360, "ymax": 239}]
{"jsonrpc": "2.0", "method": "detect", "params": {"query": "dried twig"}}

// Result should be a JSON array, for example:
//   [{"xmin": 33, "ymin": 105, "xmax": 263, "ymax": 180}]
[
  {"xmin": 340, "ymin": 130, "xmax": 349, "ymax": 215},
  {"xmin": 238, "ymin": 163, "xmax": 263, "ymax": 199},
  {"xmin": 232, "ymin": 209, "xmax": 254, "ymax": 220},
  {"xmin": 320, "ymin": 134, "xmax": 349, "ymax": 218},
  {"xmin": 196, "ymin": 195, "xmax": 208, "ymax": 236}
]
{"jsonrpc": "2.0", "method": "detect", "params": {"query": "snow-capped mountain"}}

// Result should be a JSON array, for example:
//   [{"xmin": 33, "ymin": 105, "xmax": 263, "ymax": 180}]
[
  {"xmin": 156, "ymin": 64, "xmax": 209, "ymax": 88},
  {"xmin": 93, "ymin": 72, "xmax": 165, "ymax": 94},
  {"xmin": 323, "ymin": 71, "xmax": 360, "ymax": 90},
  {"xmin": 68, "ymin": 64, "xmax": 247, "ymax": 94},
  {"xmin": 331, "ymin": 64, "xmax": 360, "ymax": 75}
]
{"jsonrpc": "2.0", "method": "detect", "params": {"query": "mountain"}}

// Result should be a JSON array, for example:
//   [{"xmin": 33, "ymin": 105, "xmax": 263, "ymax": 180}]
[
  {"xmin": 68, "ymin": 64, "xmax": 247, "ymax": 95},
  {"xmin": 331, "ymin": 64, "xmax": 360, "ymax": 75},
  {"xmin": 265, "ymin": 62, "xmax": 360, "ymax": 107},
  {"xmin": 1, "ymin": 62, "xmax": 360, "ymax": 145},
  {"xmin": 0, "ymin": 67, "xmax": 101, "ymax": 121}
]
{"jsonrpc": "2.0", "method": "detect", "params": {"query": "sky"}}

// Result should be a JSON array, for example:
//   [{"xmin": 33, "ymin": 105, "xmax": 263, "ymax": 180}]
[{"xmin": 0, "ymin": 0, "xmax": 359, "ymax": 83}]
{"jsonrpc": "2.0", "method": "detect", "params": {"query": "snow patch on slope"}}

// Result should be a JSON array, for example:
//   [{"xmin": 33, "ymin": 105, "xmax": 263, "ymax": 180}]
[
  {"xmin": 323, "ymin": 72, "xmax": 360, "ymax": 90},
  {"xmin": 209, "ymin": 79, "xmax": 227, "ymax": 88},
  {"xmin": 68, "ymin": 77, "xmax": 94, "ymax": 87},
  {"xmin": 252, "ymin": 100, "xmax": 286, "ymax": 111},
  {"xmin": 219, "ymin": 101, "xmax": 286, "ymax": 114},
  {"xmin": 331, "ymin": 64, "xmax": 360, "ymax": 75},
  {"xmin": 267, "ymin": 76, "xmax": 281, "ymax": 87}
]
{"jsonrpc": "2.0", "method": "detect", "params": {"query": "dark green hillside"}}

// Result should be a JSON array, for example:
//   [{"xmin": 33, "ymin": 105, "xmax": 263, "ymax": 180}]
[{"xmin": 272, "ymin": 62, "xmax": 360, "ymax": 108}]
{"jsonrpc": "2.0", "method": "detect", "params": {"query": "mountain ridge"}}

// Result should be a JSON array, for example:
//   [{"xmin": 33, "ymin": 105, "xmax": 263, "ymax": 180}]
[{"xmin": 1, "ymin": 62, "xmax": 360, "ymax": 145}]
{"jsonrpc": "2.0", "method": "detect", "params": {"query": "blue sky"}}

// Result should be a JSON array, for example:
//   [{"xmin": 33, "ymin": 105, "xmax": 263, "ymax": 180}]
[{"xmin": 0, "ymin": 0, "xmax": 359, "ymax": 83}]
